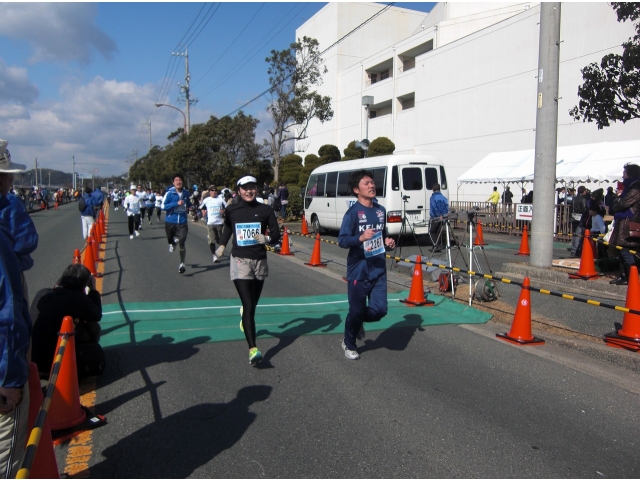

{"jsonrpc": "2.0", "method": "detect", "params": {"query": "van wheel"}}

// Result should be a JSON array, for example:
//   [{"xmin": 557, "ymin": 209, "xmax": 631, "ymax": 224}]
[{"xmin": 311, "ymin": 215, "xmax": 322, "ymax": 234}]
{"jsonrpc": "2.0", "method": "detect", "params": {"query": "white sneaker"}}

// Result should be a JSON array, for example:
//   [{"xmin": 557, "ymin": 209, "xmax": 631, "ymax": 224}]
[
  {"xmin": 341, "ymin": 340, "xmax": 360, "ymax": 360},
  {"xmin": 169, "ymin": 244, "xmax": 175, "ymax": 253},
  {"xmin": 149, "ymin": 220, "xmax": 152, "ymax": 225},
  {"xmin": 179, "ymin": 263, "xmax": 186, "ymax": 274},
  {"xmin": 213, "ymin": 254, "xmax": 219, "ymax": 263},
  {"xmin": 129, "ymin": 234, "xmax": 134, "ymax": 239},
  {"xmin": 134, "ymin": 230, "xmax": 140, "ymax": 237}
]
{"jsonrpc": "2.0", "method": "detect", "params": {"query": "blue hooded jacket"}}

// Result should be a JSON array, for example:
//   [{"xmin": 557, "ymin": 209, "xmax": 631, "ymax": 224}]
[
  {"xmin": 0, "ymin": 218, "xmax": 32, "ymax": 389},
  {"xmin": 162, "ymin": 187, "xmax": 192, "ymax": 224},
  {"xmin": 0, "ymin": 193, "xmax": 38, "ymax": 271},
  {"xmin": 80, "ymin": 193, "xmax": 95, "ymax": 217}
]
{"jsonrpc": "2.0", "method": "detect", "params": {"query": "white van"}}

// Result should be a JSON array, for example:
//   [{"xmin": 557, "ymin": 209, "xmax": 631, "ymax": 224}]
[{"xmin": 303, "ymin": 154, "xmax": 448, "ymax": 236}]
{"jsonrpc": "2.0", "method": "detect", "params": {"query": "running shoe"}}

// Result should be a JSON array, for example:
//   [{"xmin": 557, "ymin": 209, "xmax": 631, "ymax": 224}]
[
  {"xmin": 169, "ymin": 244, "xmax": 175, "ymax": 253},
  {"xmin": 249, "ymin": 347, "xmax": 263, "ymax": 364},
  {"xmin": 213, "ymin": 254, "xmax": 219, "ymax": 263},
  {"xmin": 341, "ymin": 340, "xmax": 360, "ymax": 360},
  {"xmin": 134, "ymin": 230, "xmax": 140, "ymax": 237},
  {"xmin": 129, "ymin": 234, "xmax": 134, "ymax": 239},
  {"xmin": 239, "ymin": 306, "xmax": 244, "ymax": 332},
  {"xmin": 149, "ymin": 220, "xmax": 152, "ymax": 225},
  {"xmin": 357, "ymin": 325, "xmax": 365, "ymax": 340},
  {"xmin": 179, "ymin": 263, "xmax": 186, "ymax": 274}
]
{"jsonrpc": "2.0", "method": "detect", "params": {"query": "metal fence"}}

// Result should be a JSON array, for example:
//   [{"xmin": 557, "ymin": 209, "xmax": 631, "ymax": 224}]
[{"xmin": 449, "ymin": 201, "xmax": 575, "ymax": 242}]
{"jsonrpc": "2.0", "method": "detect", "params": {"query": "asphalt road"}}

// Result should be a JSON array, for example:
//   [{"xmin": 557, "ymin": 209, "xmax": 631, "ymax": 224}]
[{"xmin": 25, "ymin": 202, "xmax": 640, "ymax": 478}]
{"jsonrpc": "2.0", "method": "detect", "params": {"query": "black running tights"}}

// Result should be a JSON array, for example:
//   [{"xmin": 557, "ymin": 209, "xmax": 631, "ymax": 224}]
[{"xmin": 233, "ymin": 279, "xmax": 264, "ymax": 349}]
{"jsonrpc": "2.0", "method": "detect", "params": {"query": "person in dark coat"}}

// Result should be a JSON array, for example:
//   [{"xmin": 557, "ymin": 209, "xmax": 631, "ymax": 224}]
[
  {"xmin": 30, "ymin": 264, "xmax": 103, "ymax": 378},
  {"xmin": 608, "ymin": 163, "xmax": 640, "ymax": 285}
]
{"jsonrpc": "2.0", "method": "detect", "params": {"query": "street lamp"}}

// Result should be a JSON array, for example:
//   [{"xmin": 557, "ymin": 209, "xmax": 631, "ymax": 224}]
[{"xmin": 154, "ymin": 103, "xmax": 188, "ymax": 134}]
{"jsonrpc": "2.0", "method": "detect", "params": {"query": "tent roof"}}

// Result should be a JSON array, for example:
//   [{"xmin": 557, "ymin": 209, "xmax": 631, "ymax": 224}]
[{"xmin": 458, "ymin": 140, "xmax": 640, "ymax": 184}]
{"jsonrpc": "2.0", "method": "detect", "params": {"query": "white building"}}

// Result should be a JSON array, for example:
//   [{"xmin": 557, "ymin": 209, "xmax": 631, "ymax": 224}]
[{"xmin": 295, "ymin": 2, "xmax": 640, "ymax": 201}]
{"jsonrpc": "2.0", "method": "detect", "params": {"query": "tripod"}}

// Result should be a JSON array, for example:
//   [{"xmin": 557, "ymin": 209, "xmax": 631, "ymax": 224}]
[
  {"xmin": 390, "ymin": 192, "xmax": 424, "ymax": 269},
  {"xmin": 428, "ymin": 215, "xmax": 459, "ymax": 296}
]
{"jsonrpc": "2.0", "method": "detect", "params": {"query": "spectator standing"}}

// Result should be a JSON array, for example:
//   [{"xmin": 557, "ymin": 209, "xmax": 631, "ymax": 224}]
[
  {"xmin": 570, "ymin": 186, "xmax": 588, "ymax": 257},
  {"xmin": 502, "ymin": 186, "xmax": 514, "ymax": 214},
  {"xmin": 31, "ymin": 264, "xmax": 103, "ymax": 379},
  {"xmin": 79, "ymin": 187, "xmax": 96, "ymax": 239},
  {"xmin": 91, "ymin": 185, "xmax": 104, "ymax": 217},
  {"xmin": 0, "ymin": 217, "xmax": 32, "ymax": 479},
  {"xmin": 604, "ymin": 186, "xmax": 615, "ymax": 215},
  {"xmin": 429, "ymin": 183, "xmax": 449, "ymax": 251},
  {"xmin": 608, "ymin": 163, "xmax": 640, "ymax": 285},
  {"xmin": 267, "ymin": 189, "xmax": 277, "ymax": 209},
  {"xmin": 278, "ymin": 182, "xmax": 289, "ymax": 219},
  {"xmin": 487, "ymin": 186, "xmax": 500, "ymax": 213}
]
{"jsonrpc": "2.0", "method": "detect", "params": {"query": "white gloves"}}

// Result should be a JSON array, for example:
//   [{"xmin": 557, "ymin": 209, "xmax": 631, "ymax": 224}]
[
  {"xmin": 254, "ymin": 234, "xmax": 270, "ymax": 244},
  {"xmin": 215, "ymin": 245, "xmax": 225, "ymax": 257}
]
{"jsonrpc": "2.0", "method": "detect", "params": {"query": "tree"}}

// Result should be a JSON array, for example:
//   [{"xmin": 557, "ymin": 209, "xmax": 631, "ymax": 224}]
[
  {"xmin": 342, "ymin": 140, "xmax": 365, "ymax": 161},
  {"xmin": 280, "ymin": 154, "xmax": 303, "ymax": 185},
  {"xmin": 367, "ymin": 137, "xmax": 395, "ymax": 157},
  {"xmin": 318, "ymin": 144, "xmax": 341, "ymax": 164},
  {"xmin": 299, "ymin": 154, "xmax": 322, "ymax": 188},
  {"xmin": 570, "ymin": 3, "xmax": 640, "ymax": 129},
  {"xmin": 265, "ymin": 36, "xmax": 333, "ymax": 181}
]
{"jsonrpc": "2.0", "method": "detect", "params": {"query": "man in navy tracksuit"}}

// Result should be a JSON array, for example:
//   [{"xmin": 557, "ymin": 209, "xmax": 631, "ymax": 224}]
[
  {"xmin": 338, "ymin": 169, "xmax": 395, "ymax": 360},
  {"xmin": 162, "ymin": 173, "xmax": 192, "ymax": 274}
]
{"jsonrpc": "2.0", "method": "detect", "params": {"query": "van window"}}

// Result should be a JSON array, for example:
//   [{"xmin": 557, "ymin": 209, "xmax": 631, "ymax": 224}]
[
  {"xmin": 326, "ymin": 172, "xmax": 338, "ymax": 197},
  {"xmin": 402, "ymin": 167, "xmax": 423, "ymax": 190},
  {"xmin": 392, "ymin": 166, "xmax": 399, "ymax": 191},
  {"xmin": 439, "ymin": 165, "xmax": 448, "ymax": 190},
  {"xmin": 371, "ymin": 167, "xmax": 386, "ymax": 198},
  {"xmin": 424, "ymin": 167, "xmax": 438, "ymax": 190},
  {"xmin": 337, "ymin": 171, "xmax": 353, "ymax": 196},
  {"xmin": 306, "ymin": 174, "xmax": 326, "ymax": 197}
]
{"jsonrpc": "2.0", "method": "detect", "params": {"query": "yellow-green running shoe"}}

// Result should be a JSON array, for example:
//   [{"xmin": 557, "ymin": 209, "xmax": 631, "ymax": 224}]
[
  {"xmin": 249, "ymin": 347, "xmax": 263, "ymax": 364},
  {"xmin": 239, "ymin": 306, "xmax": 244, "ymax": 332}
]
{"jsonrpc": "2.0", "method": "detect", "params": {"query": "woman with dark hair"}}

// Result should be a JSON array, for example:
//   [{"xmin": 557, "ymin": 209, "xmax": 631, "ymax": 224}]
[
  {"xmin": 216, "ymin": 176, "xmax": 280, "ymax": 365},
  {"xmin": 608, "ymin": 163, "xmax": 640, "ymax": 285},
  {"xmin": 30, "ymin": 264, "xmax": 103, "ymax": 378}
]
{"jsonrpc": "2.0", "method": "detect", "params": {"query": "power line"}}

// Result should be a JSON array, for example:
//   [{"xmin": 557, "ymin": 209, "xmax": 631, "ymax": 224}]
[
  {"xmin": 183, "ymin": 2, "xmax": 221, "ymax": 48},
  {"xmin": 172, "ymin": 3, "xmax": 208, "ymax": 51}
]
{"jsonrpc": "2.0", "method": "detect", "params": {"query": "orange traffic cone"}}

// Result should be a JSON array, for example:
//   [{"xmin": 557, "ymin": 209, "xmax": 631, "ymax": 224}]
[
  {"xmin": 92, "ymin": 222, "xmax": 105, "ymax": 254},
  {"xmin": 72, "ymin": 248, "xmax": 81, "ymax": 265},
  {"xmin": 400, "ymin": 256, "xmax": 435, "ymax": 306},
  {"xmin": 569, "ymin": 230, "xmax": 600, "ymax": 280},
  {"xmin": 279, "ymin": 228, "xmax": 294, "ymax": 256},
  {"xmin": 91, "ymin": 228, "xmax": 101, "ymax": 261},
  {"xmin": 605, "ymin": 266, "xmax": 640, "ymax": 351},
  {"xmin": 48, "ymin": 317, "xmax": 107, "ymax": 443},
  {"xmin": 48, "ymin": 317, "xmax": 87, "ymax": 432},
  {"xmin": 515, "ymin": 224, "xmax": 530, "ymax": 256},
  {"xmin": 83, "ymin": 238, "xmax": 102, "ymax": 278},
  {"xmin": 474, "ymin": 221, "xmax": 487, "ymax": 246},
  {"xmin": 496, "ymin": 277, "xmax": 544, "ymax": 345},
  {"xmin": 301, "ymin": 214, "xmax": 309, "ymax": 235},
  {"xmin": 305, "ymin": 233, "xmax": 327, "ymax": 267},
  {"xmin": 26, "ymin": 363, "xmax": 60, "ymax": 479}
]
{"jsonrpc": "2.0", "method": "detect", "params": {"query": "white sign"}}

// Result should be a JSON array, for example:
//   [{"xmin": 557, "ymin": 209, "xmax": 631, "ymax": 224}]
[{"xmin": 516, "ymin": 204, "xmax": 532, "ymax": 221}]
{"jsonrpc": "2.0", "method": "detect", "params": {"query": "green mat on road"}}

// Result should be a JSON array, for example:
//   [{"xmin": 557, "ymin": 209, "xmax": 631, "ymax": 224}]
[{"xmin": 100, "ymin": 292, "xmax": 492, "ymax": 348}]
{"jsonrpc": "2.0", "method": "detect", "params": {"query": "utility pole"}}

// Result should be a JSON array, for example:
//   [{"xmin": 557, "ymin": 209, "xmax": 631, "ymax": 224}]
[
  {"xmin": 72, "ymin": 154, "xmax": 76, "ymax": 191},
  {"xmin": 34, "ymin": 158, "xmax": 38, "ymax": 186},
  {"xmin": 172, "ymin": 48, "xmax": 195, "ymax": 134},
  {"xmin": 531, "ymin": 3, "xmax": 561, "ymax": 267},
  {"xmin": 143, "ymin": 122, "xmax": 152, "ymax": 151}
]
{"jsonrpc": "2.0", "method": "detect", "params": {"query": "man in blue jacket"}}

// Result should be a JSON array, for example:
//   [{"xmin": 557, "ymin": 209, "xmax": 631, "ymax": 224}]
[
  {"xmin": 80, "ymin": 187, "xmax": 96, "ymax": 239},
  {"xmin": 162, "ymin": 173, "xmax": 192, "ymax": 274},
  {"xmin": 338, "ymin": 169, "xmax": 395, "ymax": 360},
  {"xmin": 429, "ymin": 183, "xmax": 449, "ymax": 251},
  {"xmin": 0, "ymin": 218, "xmax": 32, "ymax": 478},
  {"xmin": 91, "ymin": 186, "xmax": 105, "ymax": 217}
]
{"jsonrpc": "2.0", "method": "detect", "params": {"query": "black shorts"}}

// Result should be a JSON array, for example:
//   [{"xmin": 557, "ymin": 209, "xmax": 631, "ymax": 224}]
[{"xmin": 165, "ymin": 222, "xmax": 188, "ymax": 244}]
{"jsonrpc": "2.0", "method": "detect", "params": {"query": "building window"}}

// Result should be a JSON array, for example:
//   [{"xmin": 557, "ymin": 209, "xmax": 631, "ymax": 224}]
[
  {"xmin": 380, "ymin": 69, "xmax": 389, "ymax": 81},
  {"xmin": 402, "ymin": 97, "xmax": 415, "ymax": 110},
  {"xmin": 369, "ymin": 110, "xmax": 377, "ymax": 119},
  {"xmin": 370, "ymin": 73, "xmax": 378, "ymax": 84}
]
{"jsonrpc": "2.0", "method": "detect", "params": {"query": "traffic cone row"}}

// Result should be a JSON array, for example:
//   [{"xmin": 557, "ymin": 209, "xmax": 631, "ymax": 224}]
[
  {"xmin": 400, "ymin": 255, "xmax": 435, "ymax": 306},
  {"xmin": 72, "ymin": 248, "xmax": 81, "ymax": 265},
  {"xmin": 568, "ymin": 229, "xmax": 600, "ymax": 280},
  {"xmin": 496, "ymin": 277, "xmax": 545, "ymax": 346},
  {"xmin": 514, "ymin": 224, "xmax": 530, "ymax": 256},
  {"xmin": 605, "ymin": 266, "xmax": 640, "ymax": 351},
  {"xmin": 305, "ymin": 233, "xmax": 327, "ymax": 267},
  {"xmin": 83, "ymin": 237, "xmax": 103, "ymax": 278},
  {"xmin": 47, "ymin": 317, "xmax": 107, "ymax": 444}
]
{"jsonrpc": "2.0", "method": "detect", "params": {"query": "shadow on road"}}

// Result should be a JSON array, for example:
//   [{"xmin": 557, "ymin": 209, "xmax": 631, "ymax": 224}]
[{"xmin": 358, "ymin": 314, "xmax": 425, "ymax": 353}]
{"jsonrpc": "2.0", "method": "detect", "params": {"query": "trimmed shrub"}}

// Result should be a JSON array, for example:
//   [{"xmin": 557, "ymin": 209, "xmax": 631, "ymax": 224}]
[
  {"xmin": 318, "ymin": 144, "xmax": 341, "ymax": 164},
  {"xmin": 342, "ymin": 140, "xmax": 365, "ymax": 161},
  {"xmin": 368, "ymin": 137, "xmax": 395, "ymax": 157},
  {"xmin": 299, "ymin": 154, "xmax": 322, "ymax": 188},
  {"xmin": 280, "ymin": 154, "xmax": 303, "ymax": 185}
]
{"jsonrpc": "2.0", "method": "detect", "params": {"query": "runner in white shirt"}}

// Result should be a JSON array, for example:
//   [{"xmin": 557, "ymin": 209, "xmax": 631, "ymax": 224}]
[
  {"xmin": 154, "ymin": 190, "xmax": 163, "ymax": 222},
  {"xmin": 135, "ymin": 185, "xmax": 148, "ymax": 230},
  {"xmin": 123, "ymin": 185, "xmax": 142, "ymax": 239},
  {"xmin": 200, "ymin": 185, "xmax": 226, "ymax": 263},
  {"xmin": 112, "ymin": 190, "xmax": 121, "ymax": 210}
]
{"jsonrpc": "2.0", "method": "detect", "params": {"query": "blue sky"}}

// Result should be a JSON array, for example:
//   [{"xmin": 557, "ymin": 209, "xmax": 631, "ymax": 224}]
[{"xmin": 0, "ymin": 2, "xmax": 435, "ymax": 177}]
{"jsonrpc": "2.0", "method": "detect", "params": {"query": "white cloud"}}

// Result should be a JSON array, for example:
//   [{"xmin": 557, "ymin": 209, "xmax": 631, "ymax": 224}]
[
  {"xmin": 0, "ymin": 58, "xmax": 39, "ymax": 104},
  {"xmin": 0, "ymin": 3, "xmax": 117, "ymax": 65}
]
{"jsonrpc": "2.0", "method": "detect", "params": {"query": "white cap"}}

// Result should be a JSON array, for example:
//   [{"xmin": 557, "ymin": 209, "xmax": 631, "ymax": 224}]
[
  {"xmin": 0, "ymin": 140, "xmax": 26, "ymax": 173},
  {"xmin": 237, "ymin": 175, "xmax": 257, "ymax": 187}
]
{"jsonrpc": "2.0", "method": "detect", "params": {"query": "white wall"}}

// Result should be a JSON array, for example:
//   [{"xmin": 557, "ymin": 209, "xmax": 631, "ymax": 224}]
[{"xmin": 296, "ymin": 2, "xmax": 640, "ymax": 202}]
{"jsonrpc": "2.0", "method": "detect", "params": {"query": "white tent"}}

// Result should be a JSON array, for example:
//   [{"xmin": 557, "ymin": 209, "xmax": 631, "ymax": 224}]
[{"xmin": 458, "ymin": 140, "xmax": 640, "ymax": 184}]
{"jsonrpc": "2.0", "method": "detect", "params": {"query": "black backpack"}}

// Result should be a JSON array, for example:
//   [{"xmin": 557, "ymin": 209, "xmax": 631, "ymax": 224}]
[{"xmin": 78, "ymin": 197, "xmax": 86, "ymax": 212}]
